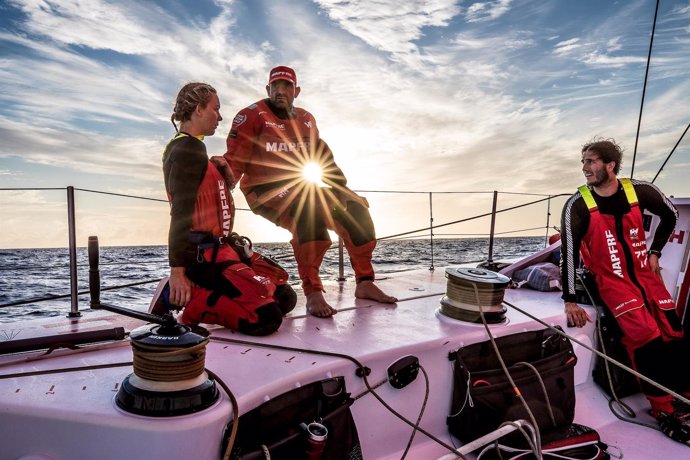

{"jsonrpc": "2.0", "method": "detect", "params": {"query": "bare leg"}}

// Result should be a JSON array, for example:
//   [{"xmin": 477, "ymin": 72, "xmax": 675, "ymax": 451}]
[
  {"xmin": 306, "ymin": 291, "xmax": 338, "ymax": 318},
  {"xmin": 355, "ymin": 280, "xmax": 397, "ymax": 303}
]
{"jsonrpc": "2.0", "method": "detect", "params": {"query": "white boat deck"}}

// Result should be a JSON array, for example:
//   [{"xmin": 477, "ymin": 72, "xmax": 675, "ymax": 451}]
[{"xmin": 0, "ymin": 266, "xmax": 686, "ymax": 459}]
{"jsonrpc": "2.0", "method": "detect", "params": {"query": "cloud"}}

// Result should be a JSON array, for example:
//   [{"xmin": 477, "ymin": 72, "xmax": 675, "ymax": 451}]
[
  {"xmin": 465, "ymin": 0, "xmax": 513, "ymax": 23},
  {"xmin": 552, "ymin": 36, "xmax": 646, "ymax": 69},
  {"xmin": 0, "ymin": 116, "xmax": 164, "ymax": 182},
  {"xmin": 580, "ymin": 52, "xmax": 646, "ymax": 67},
  {"xmin": 6, "ymin": 0, "xmax": 185, "ymax": 55},
  {"xmin": 553, "ymin": 38, "xmax": 582, "ymax": 56},
  {"xmin": 606, "ymin": 37, "xmax": 623, "ymax": 52},
  {"xmin": 0, "ymin": 31, "xmax": 170, "ymax": 130},
  {"xmin": 313, "ymin": 0, "xmax": 460, "ymax": 57}
]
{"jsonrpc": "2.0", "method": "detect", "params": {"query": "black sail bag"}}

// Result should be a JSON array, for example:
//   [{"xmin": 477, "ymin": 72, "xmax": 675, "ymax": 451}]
[{"xmin": 447, "ymin": 327, "xmax": 577, "ymax": 443}]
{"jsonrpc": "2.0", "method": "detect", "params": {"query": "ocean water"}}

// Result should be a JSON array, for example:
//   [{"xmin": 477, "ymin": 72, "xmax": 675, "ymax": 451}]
[{"xmin": 0, "ymin": 237, "xmax": 546, "ymax": 323}]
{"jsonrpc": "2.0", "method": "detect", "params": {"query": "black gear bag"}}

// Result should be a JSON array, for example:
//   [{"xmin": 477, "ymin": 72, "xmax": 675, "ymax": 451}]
[
  {"xmin": 447, "ymin": 327, "xmax": 578, "ymax": 443},
  {"xmin": 225, "ymin": 377, "xmax": 362, "ymax": 460}
]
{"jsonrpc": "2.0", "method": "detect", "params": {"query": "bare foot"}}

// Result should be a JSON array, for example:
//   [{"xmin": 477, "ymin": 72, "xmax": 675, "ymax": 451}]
[
  {"xmin": 306, "ymin": 291, "xmax": 338, "ymax": 318},
  {"xmin": 355, "ymin": 280, "xmax": 398, "ymax": 303}
]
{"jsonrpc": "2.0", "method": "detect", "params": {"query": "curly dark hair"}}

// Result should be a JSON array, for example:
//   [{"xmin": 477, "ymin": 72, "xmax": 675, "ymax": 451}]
[
  {"xmin": 581, "ymin": 137, "xmax": 623, "ymax": 175},
  {"xmin": 170, "ymin": 82, "xmax": 217, "ymax": 132}
]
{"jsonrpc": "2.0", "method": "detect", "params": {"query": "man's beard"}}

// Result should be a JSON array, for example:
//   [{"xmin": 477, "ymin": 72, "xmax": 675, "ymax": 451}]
[{"xmin": 589, "ymin": 169, "xmax": 610, "ymax": 187}]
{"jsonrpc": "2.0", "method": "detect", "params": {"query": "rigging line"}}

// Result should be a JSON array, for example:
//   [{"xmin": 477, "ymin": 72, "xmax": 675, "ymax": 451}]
[
  {"xmin": 652, "ymin": 122, "xmax": 690, "ymax": 183},
  {"xmin": 270, "ymin": 219, "xmax": 544, "ymax": 261},
  {"xmin": 1, "ymin": 186, "xmax": 558, "ymax": 198},
  {"xmin": 472, "ymin": 283, "xmax": 542, "ymax": 458},
  {"xmin": 74, "ymin": 187, "xmax": 168, "ymax": 203},
  {"xmin": 0, "ymin": 259, "xmax": 168, "ymax": 271},
  {"xmin": 0, "ymin": 187, "xmax": 65, "ymax": 191},
  {"xmin": 631, "ymin": 0, "xmax": 660, "ymax": 178},
  {"xmin": 99, "ymin": 259, "xmax": 168, "ymax": 266},
  {"xmin": 493, "ymin": 226, "xmax": 548, "ymax": 236},
  {"xmin": 400, "ymin": 365, "xmax": 430, "ymax": 460},
  {"xmin": 0, "ymin": 278, "xmax": 161, "ymax": 308},
  {"xmin": 206, "ymin": 368, "xmax": 239, "ymax": 460},
  {"xmin": 209, "ymin": 335, "xmax": 469, "ymax": 459},
  {"xmin": 354, "ymin": 190, "xmax": 488, "ymax": 195},
  {"xmin": 379, "ymin": 194, "xmax": 570, "ymax": 241},
  {"xmin": 502, "ymin": 299, "xmax": 690, "ymax": 408},
  {"xmin": 431, "ymin": 227, "xmax": 548, "ymax": 237},
  {"xmin": 354, "ymin": 190, "xmax": 560, "ymax": 197}
]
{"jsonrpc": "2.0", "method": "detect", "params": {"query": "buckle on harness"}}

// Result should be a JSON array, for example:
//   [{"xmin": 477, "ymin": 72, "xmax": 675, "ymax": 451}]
[{"xmin": 229, "ymin": 233, "xmax": 253, "ymax": 261}]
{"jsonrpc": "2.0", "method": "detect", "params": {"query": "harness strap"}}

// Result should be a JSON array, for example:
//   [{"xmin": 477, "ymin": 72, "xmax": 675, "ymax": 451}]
[
  {"xmin": 578, "ymin": 184, "xmax": 598, "ymax": 211},
  {"xmin": 578, "ymin": 178, "xmax": 638, "ymax": 212},
  {"xmin": 620, "ymin": 178, "xmax": 639, "ymax": 206},
  {"xmin": 187, "ymin": 231, "xmax": 255, "ymax": 303}
]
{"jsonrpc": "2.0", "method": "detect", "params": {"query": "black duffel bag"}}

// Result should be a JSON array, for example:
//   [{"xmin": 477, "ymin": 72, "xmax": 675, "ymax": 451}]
[
  {"xmin": 447, "ymin": 327, "xmax": 578, "ymax": 443},
  {"xmin": 226, "ymin": 377, "xmax": 362, "ymax": 460}
]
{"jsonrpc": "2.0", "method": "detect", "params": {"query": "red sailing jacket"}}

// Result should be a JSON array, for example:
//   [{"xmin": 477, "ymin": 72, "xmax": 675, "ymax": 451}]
[
  {"xmin": 579, "ymin": 179, "xmax": 682, "ymax": 349},
  {"xmin": 224, "ymin": 99, "xmax": 320, "ymax": 209}
]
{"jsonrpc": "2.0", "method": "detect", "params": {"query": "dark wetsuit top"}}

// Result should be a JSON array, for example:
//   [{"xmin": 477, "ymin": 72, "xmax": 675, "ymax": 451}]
[{"xmin": 163, "ymin": 134, "xmax": 208, "ymax": 267}]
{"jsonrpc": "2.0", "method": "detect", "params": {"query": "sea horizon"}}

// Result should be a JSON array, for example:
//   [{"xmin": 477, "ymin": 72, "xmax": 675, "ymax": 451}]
[
  {"xmin": 0, "ymin": 237, "xmax": 547, "ymax": 323},
  {"xmin": 0, "ymin": 234, "xmax": 549, "ymax": 251}
]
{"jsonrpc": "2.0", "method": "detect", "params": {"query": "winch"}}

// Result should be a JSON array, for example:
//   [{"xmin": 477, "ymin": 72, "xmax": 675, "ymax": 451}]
[
  {"xmin": 439, "ymin": 267, "xmax": 509, "ymax": 323},
  {"xmin": 115, "ymin": 319, "xmax": 219, "ymax": 416}
]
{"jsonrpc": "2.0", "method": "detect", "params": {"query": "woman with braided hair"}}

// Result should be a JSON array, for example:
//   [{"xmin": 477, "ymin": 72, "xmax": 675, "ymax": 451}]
[{"xmin": 153, "ymin": 82, "xmax": 296, "ymax": 335}]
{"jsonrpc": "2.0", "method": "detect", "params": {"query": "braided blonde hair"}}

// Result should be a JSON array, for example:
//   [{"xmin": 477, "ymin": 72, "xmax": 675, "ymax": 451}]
[{"xmin": 171, "ymin": 82, "xmax": 217, "ymax": 132}]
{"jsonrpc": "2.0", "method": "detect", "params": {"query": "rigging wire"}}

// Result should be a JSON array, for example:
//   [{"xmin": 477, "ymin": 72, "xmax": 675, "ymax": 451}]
[
  {"xmin": 75, "ymin": 188, "xmax": 168, "ymax": 203},
  {"xmin": 0, "ymin": 278, "xmax": 160, "ymax": 309},
  {"xmin": 379, "ymin": 194, "xmax": 569, "ymax": 241},
  {"xmin": 630, "ymin": 0, "xmax": 660, "ymax": 178},
  {"xmin": 652, "ymin": 122, "xmax": 690, "ymax": 184}
]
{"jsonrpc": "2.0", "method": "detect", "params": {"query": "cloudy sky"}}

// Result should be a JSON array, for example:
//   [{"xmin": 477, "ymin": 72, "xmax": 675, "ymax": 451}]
[{"xmin": 1, "ymin": 0, "xmax": 689, "ymax": 249}]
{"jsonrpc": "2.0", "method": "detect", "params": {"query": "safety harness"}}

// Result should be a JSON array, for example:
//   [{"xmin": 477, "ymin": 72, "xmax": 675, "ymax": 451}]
[
  {"xmin": 578, "ymin": 177, "xmax": 638, "ymax": 211},
  {"xmin": 186, "ymin": 232, "xmax": 254, "ymax": 304}
]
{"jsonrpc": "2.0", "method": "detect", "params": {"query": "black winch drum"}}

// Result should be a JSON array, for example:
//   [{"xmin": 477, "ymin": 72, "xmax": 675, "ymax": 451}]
[
  {"xmin": 439, "ymin": 267, "xmax": 509, "ymax": 323},
  {"xmin": 115, "ymin": 323, "xmax": 219, "ymax": 417}
]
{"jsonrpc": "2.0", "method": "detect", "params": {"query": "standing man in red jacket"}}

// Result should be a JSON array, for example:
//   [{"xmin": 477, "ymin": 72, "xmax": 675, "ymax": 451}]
[{"xmin": 225, "ymin": 66, "xmax": 396, "ymax": 317}]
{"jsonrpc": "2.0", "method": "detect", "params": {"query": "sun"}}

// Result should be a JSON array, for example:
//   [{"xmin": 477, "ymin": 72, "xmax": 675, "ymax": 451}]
[{"xmin": 302, "ymin": 162, "xmax": 327, "ymax": 186}]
